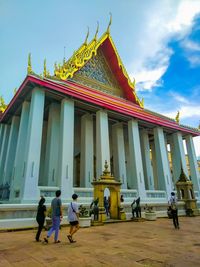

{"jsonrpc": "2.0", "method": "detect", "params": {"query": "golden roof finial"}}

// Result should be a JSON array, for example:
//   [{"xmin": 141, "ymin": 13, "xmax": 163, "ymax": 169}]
[
  {"xmin": 84, "ymin": 27, "xmax": 89, "ymax": 44},
  {"xmin": 13, "ymin": 88, "xmax": 17, "ymax": 95},
  {"xmin": 27, "ymin": 53, "xmax": 32, "ymax": 74},
  {"xmin": 43, "ymin": 58, "xmax": 47, "ymax": 77},
  {"xmin": 141, "ymin": 98, "xmax": 144, "ymax": 108},
  {"xmin": 94, "ymin": 21, "xmax": 99, "ymax": 40},
  {"xmin": 175, "ymin": 111, "xmax": 180, "ymax": 123},
  {"xmin": 63, "ymin": 46, "xmax": 66, "ymax": 64},
  {"xmin": 0, "ymin": 95, "xmax": 7, "ymax": 113},
  {"xmin": 107, "ymin": 12, "xmax": 112, "ymax": 33}
]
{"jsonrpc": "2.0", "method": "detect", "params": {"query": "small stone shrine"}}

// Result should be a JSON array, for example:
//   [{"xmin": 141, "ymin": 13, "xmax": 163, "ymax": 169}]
[
  {"xmin": 176, "ymin": 166, "xmax": 199, "ymax": 216},
  {"xmin": 92, "ymin": 160, "xmax": 126, "ymax": 221}
]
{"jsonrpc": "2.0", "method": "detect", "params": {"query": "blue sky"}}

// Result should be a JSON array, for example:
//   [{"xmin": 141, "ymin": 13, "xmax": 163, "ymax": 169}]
[{"xmin": 0, "ymin": 0, "xmax": 200, "ymax": 156}]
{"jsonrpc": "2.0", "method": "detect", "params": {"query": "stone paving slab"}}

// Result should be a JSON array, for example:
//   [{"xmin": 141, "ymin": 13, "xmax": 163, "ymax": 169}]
[{"xmin": 0, "ymin": 216, "xmax": 200, "ymax": 267}]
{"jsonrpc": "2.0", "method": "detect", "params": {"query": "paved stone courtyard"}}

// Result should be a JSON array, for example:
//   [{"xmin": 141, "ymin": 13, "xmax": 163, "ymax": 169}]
[{"xmin": 0, "ymin": 216, "xmax": 200, "ymax": 267}]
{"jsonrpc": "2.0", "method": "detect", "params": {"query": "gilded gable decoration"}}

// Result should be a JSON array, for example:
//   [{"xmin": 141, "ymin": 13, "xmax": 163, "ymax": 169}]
[{"xmin": 38, "ymin": 17, "xmax": 143, "ymax": 107}]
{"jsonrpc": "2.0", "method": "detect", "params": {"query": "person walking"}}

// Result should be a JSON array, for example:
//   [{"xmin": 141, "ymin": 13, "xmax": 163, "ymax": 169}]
[
  {"xmin": 67, "ymin": 193, "xmax": 80, "ymax": 243},
  {"xmin": 35, "ymin": 196, "xmax": 46, "ymax": 242},
  {"xmin": 104, "ymin": 196, "xmax": 109, "ymax": 217},
  {"xmin": 44, "ymin": 190, "xmax": 63, "ymax": 243},
  {"xmin": 169, "ymin": 192, "xmax": 180, "ymax": 229}
]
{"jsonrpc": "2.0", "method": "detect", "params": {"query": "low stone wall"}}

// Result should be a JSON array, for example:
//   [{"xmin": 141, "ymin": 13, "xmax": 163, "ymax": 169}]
[
  {"xmin": 123, "ymin": 201, "xmax": 186, "ymax": 219},
  {"xmin": 0, "ymin": 201, "xmax": 190, "ymax": 230}
]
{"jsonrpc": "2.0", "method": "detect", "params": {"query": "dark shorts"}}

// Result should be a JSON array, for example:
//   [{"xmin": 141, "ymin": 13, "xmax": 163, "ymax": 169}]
[{"xmin": 70, "ymin": 221, "xmax": 79, "ymax": 226}]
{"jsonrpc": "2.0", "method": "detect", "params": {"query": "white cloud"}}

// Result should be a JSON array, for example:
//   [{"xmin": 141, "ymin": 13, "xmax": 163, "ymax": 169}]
[
  {"xmin": 186, "ymin": 55, "xmax": 200, "ymax": 67},
  {"xmin": 129, "ymin": 0, "xmax": 200, "ymax": 91},
  {"xmin": 163, "ymin": 105, "xmax": 200, "ymax": 119},
  {"xmin": 166, "ymin": 0, "xmax": 200, "ymax": 34},
  {"xmin": 182, "ymin": 40, "xmax": 200, "ymax": 51},
  {"xmin": 181, "ymin": 39, "xmax": 200, "ymax": 67},
  {"xmin": 134, "ymin": 66, "xmax": 167, "ymax": 91},
  {"xmin": 169, "ymin": 92, "xmax": 189, "ymax": 104}
]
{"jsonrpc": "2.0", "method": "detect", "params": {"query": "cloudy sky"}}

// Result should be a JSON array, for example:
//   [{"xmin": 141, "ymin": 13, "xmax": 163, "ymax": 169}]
[{"xmin": 0, "ymin": 0, "xmax": 200, "ymax": 156}]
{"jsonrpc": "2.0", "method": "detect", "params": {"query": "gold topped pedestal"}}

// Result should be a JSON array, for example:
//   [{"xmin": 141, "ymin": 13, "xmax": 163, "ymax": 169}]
[{"xmin": 91, "ymin": 161, "xmax": 126, "ymax": 222}]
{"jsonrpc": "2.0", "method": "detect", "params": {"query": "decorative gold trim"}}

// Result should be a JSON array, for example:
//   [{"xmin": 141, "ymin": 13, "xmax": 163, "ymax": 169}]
[{"xmin": 53, "ymin": 27, "xmax": 143, "ymax": 107}]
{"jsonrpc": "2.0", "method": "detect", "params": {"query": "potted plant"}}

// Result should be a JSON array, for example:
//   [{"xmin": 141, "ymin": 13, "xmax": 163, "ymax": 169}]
[
  {"xmin": 144, "ymin": 204, "xmax": 157, "ymax": 221},
  {"xmin": 78, "ymin": 205, "xmax": 91, "ymax": 228}
]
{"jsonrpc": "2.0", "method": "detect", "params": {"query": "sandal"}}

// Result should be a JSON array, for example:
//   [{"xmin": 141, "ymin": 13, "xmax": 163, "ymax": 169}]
[
  {"xmin": 43, "ymin": 237, "xmax": 48, "ymax": 244},
  {"xmin": 67, "ymin": 235, "xmax": 72, "ymax": 243}
]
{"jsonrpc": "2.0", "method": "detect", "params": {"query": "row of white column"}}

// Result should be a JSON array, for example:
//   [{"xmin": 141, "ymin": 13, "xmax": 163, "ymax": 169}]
[{"xmin": 0, "ymin": 87, "xmax": 199, "ymax": 203}]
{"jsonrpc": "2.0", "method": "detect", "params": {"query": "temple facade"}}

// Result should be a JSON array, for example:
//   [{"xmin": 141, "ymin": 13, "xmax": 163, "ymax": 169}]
[{"xmin": 0, "ymin": 26, "xmax": 200, "ymax": 208}]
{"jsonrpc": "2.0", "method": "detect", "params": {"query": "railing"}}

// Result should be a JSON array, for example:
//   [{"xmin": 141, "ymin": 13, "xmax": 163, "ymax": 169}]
[
  {"xmin": 120, "ymin": 189, "xmax": 137, "ymax": 199},
  {"xmin": 39, "ymin": 186, "xmax": 59, "ymax": 198},
  {"xmin": 146, "ymin": 190, "xmax": 167, "ymax": 199},
  {"xmin": 73, "ymin": 187, "xmax": 93, "ymax": 198}
]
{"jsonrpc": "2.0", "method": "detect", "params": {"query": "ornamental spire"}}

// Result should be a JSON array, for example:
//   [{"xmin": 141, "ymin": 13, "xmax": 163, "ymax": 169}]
[
  {"xmin": 43, "ymin": 58, "xmax": 47, "ymax": 77},
  {"xmin": 84, "ymin": 27, "xmax": 89, "ymax": 44},
  {"xmin": 175, "ymin": 111, "xmax": 180, "ymax": 123},
  {"xmin": 94, "ymin": 21, "xmax": 99, "ymax": 40},
  {"xmin": 106, "ymin": 12, "xmax": 112, "ymax": 33},
  {"xmin": 27, "ymin": 53, "xmax": 32, "ymax": 74}
]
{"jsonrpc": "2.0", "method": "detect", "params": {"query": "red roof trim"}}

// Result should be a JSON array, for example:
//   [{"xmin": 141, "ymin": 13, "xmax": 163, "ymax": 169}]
[{"xmin": 1, "ymin": 75, "xmax": 199, "ymax": 137}]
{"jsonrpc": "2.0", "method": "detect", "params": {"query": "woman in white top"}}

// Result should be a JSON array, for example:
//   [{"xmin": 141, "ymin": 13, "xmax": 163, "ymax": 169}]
[{"xmin": 67, "ymin": 193, "xmax": 80, "ymax": 243}]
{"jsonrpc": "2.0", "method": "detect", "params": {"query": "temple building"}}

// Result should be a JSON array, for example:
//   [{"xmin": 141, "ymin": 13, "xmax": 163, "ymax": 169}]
[{"xmin": 0, "ymin": 23, "xmax": 200, "ymax": 217}]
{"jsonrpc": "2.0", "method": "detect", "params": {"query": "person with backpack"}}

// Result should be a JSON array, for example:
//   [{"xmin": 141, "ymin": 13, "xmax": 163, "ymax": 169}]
[
  {"xmin": 169, "ymin": 192, "xmax": 180, "ymax": 229},
  {"xmin": 35, "ymin": 196, "xmax": 46, "ymax": 242},
  {"xmin": 67, "ymin": 193, "xmax": 80, "ymax": 243},
  {"xmin": 44, "ymin": 190, "xmax": 63, "ymax": 243}
]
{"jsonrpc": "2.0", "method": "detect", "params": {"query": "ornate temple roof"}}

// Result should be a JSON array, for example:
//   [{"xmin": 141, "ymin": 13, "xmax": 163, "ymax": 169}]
[
  {"xmin": 0, "ymin": 20, "xmax": 200, "ymax": 137},
  {"xmin": 52, "ymin": 27, "xmax": 142, "ymax": 107}
]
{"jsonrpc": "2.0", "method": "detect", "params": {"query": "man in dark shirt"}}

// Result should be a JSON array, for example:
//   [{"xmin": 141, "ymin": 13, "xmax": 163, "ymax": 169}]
[{"xmin": 44, "ymin": 190, "xmax": 63, "ymax": 243}]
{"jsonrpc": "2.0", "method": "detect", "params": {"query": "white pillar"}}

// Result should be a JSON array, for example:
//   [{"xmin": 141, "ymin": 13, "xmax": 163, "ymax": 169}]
[
  {"xmin": 0, "ymin": 124, "xmax": 10, "ymax": 182},
  {"xmin": 150, "ymin": 141, "xmax": 158, "ymax": 190},
  {"xmin": 153, "ymin": 127, "xmax": 172, "ymax": 197},
  {"xmin": 96, "ymin": 110, "xmax": 110, "ymax": 179},
  {"xmin": 2, "ymin": 116, "xmax": 20, "ymax": 184},
  {"xmin": 80, "ymin": 114, "xmax": 94, "ymax": 188},
  {"xmin": 0, "ymin": 124, "xmax": 5, "ymax": 152},
  {"xmin": 21, "ymin": 88, "xmax": 45, "ymax": 202},
  {"xmin": 44, "ymin": 103, "xmax": 60, "ymax": 186},
  {"xmin": 38, "ymin": 121, "xmax": 47, "ymax": 186},
  {"xmin": 170, "ymin": 132, "xmax": 189, "ymax": 181},
  {"xmin": 10, "ymin": 101, "xmax": 30, "ymax": 201},
  {"xmin": 128, "ymin": 119, "xmax": 146, "ymax": 198},
  {"xmin": 185, "ymin": 135, "xmax": 200, "ymax": 192},
  {"xmin": 112, "ymin": 123, "xmax": 127, "ymax": 189},
  {"xmin": 57, "ymin": 98, "xmax": 74, "ymax": 200},
  {"xmin": 164, "ymin": 134, "xmax": 173, "ymax": 192},
  {"xmin": 140, "ymin": 129, "xmax": 154, "ymax": 190}
]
